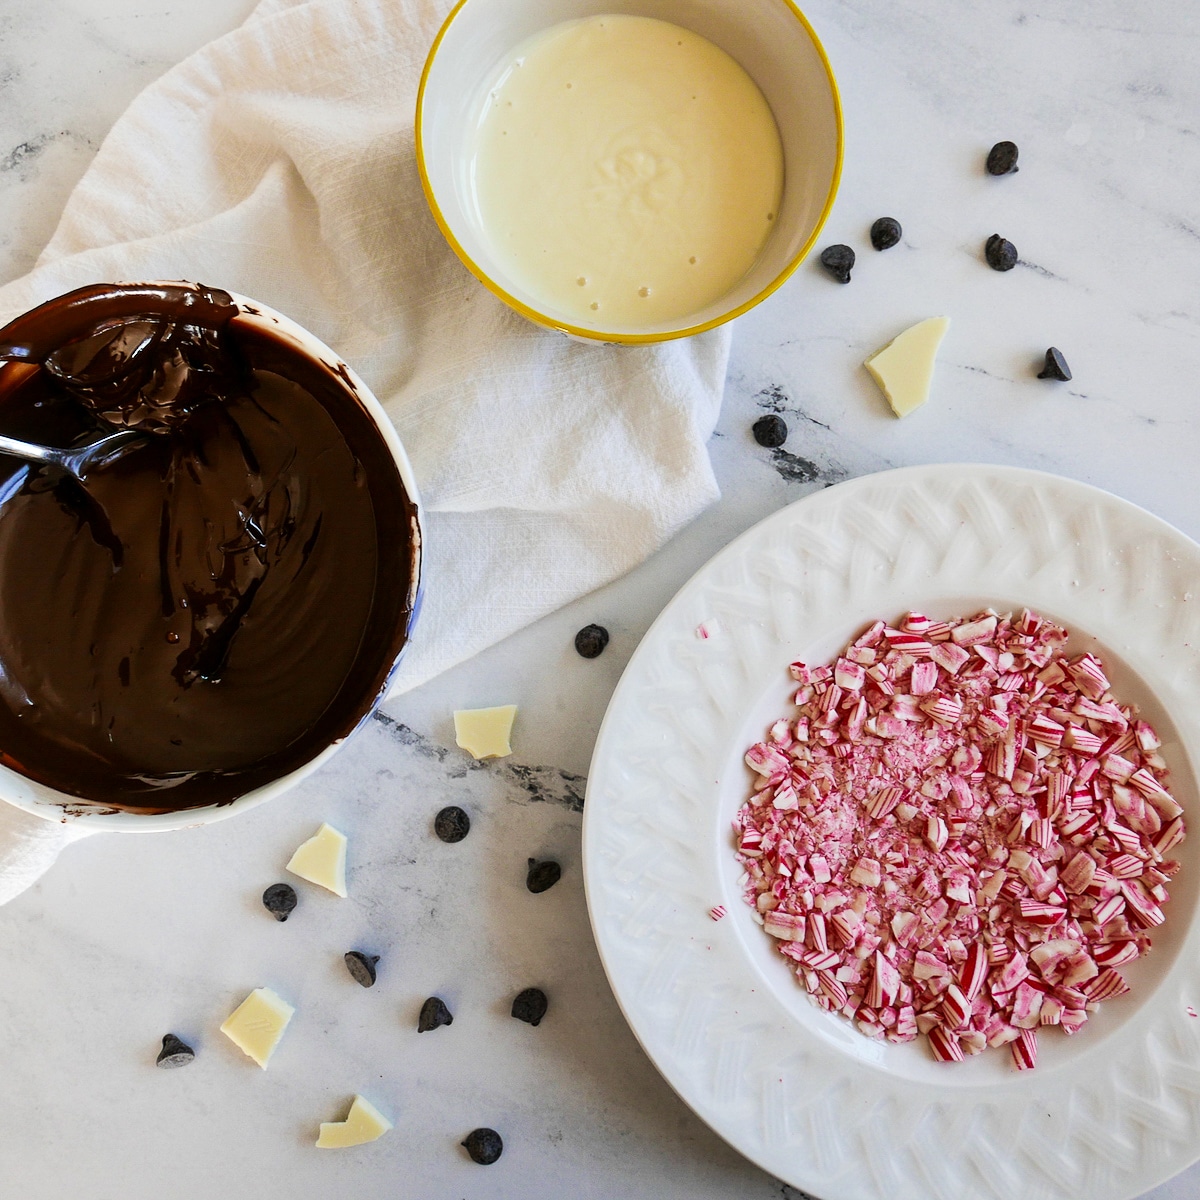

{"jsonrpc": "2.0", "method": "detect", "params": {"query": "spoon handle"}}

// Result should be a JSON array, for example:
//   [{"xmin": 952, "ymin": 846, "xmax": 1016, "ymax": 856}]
[
  {"xmin": 0, "ymin": 433, "xmax": 68, "ymax": 469},
  {"xmin": 0, "ymin": 429, "xmax": 148, "ymax": 477}
]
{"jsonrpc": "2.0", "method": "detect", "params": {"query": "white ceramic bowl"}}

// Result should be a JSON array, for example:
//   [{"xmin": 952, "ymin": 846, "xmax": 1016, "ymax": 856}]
[
  {"xmin": 416, "ymin": 0, "xmax": 843, "ymax": 343},
  {"xmin": 0, "ymin": 288, "xmax": 423, "ymax": 835}
]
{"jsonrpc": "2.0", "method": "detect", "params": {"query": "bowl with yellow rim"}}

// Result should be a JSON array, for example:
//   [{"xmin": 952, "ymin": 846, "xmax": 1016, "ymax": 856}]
[{"xmin": 416, "ymin": 0, "xmax": 843, "ymax": 344}]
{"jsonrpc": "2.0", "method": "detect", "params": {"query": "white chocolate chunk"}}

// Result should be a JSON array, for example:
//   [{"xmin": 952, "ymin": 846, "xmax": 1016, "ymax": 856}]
[
  {"xmin": 286, "ymin": 822, "xmax": 348, "ymax": 896},
  {"xmin": 864, "ymin": 316, "xmax": 950, "ymax": 417},
  {"xmin": 316, "ymin": 1095, "xmax": 393, "ymax": 1148},
  {"xmin": 220, "ymin": 987, "xmax": 295, "ymax": 1069},
  {"xmin": 453, "ymin": 705, "xmax": 517, "ymax": 759}
]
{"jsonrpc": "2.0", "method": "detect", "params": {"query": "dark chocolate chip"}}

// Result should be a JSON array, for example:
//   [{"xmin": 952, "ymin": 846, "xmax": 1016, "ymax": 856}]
[
  {"xmin": 819, "ymin": 243, "xmax": 855, "ymax": 284},
  {"xmin": 156, "ymin": 1033, "xmax": 195, "ymax": 1069},
  {"xmin": 262, "ymin": 882, "xmax": 298, "ymax": 921},
  {"xmin": 418, "ymin": 996, "xmax": 454, "ymax": 1032},
  {"xmin": 344, "ymin": 950, "xmax": 380, "ymax": 987},
  {"xmin": 986, "ymin": 140, "xmax": 1019, "ymax": 176},
  {"xmin": 870, "ymin": 217, "xmax": 902, "ymax": 250},
  {"xmin": 526, "ymin": 858, "xmax": 562, "ymax": 894},
  {"xmin": 1037, "ymin": 347, "xmax": 1072, "ymax": 381},
  {"xmin": 511, "ymin": 987, "xmax": 548, "ymax": 1026},
  {"xmin": 434, "ymin": 805, "xmax": 471, "ymax": 843},
  {"xmin": 462, "ymin": 1128, "xmax": 503, "ymax": 1165},
  {"xmin": 985, "ymin": 234, "xmax": 1018, "ymax": 271},
  {"xmin": 574, "ymin": 624, "xmax": 610, "ymax": 659},
  {"xmin": 752, "ymin": 414, "xmax": 788, "ymax": 448}
]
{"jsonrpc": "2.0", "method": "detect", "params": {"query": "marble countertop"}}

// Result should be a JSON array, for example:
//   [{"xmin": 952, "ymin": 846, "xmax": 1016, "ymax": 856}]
[{"xmin": 2, "ymin": 1, "xmax": 1200, "ymax": 1197}]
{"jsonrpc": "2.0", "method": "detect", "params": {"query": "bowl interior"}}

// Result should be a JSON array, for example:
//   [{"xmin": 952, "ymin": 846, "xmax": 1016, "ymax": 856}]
[
  {"xmin": 0, "ymin": 291, "xmax": 423, "ymax": 833},
  {"xmin": 418, "ymin": 0, "xmax": 841, "ymax": 340}
]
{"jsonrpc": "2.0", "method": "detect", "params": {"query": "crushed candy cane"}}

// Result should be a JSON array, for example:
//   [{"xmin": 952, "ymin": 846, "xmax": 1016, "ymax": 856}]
[
  {"xmin": 735, "ymin": 609, "xmax": 1184, "ymax": 1070},
  {"xmin": 696, "ymin": 619, "xmax": 721, "ymax": 641},
  {"xmin": 709, "ymin": 905, "xmax": 727, "ymax": 922}
]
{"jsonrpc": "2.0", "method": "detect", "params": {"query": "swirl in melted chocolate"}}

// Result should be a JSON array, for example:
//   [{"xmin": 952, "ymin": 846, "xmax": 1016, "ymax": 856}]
[{"xmin": 0, "ymin": 283, "xmax": 418, "ymax": 813}]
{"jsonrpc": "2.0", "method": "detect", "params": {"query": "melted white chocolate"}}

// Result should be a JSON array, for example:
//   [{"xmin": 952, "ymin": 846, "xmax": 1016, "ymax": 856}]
[{"xmin": 471, "ymin": 15, "xmax": 784, "ymax": 328}]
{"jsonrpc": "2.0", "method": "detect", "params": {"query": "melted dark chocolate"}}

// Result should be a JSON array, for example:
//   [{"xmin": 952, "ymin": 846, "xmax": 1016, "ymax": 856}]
[{"xmin": 0, "ymin": 283, "xmax": 418, "ymax": 813}]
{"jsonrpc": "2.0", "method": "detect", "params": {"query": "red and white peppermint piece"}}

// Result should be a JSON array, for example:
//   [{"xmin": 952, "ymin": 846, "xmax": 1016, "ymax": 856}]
[
  {"xmin": 1017, "ymin": 899, "xmax": 1066, "ymax": 926},
  {"xmin": 866, "ymin": 951, "xmax": 901, "ymax": 1009},
  {"xmin": 1129, "ymin": 768, "xmax": 1183, "ymax": 819},
  {"xmin": 1134, "ymin": 721, "xmax": 1162, "ymax": 753},
  {"xmin": 1060, "ymin": 951, "xmax": 1099, "ymax": 989},
  {"xmin": 1107, "ymin": 853, "xmax": 1143, "ymax": 880},
  {"xmin": 920, "ymin": 694, "xmax": 964, "ymax": 726},
  {"xmin": 891, "ymin": 910, "xmax": 919, "ymax": 946},
  {"xmin": 849, "ymin": 857, "xmax": 882, "ymax": 887},
  {"xmin": 930, "ymin": 642, "xmax": 971, "ymax": 674},
  {"xmin": 1031, "ymin": 715, "xmax": 1067, "ymax": 748},
  {"xmin": 745, "ymin": 742, "xmax": 790, "ymax": 779},
  {"xmin": 951, "ymin": 616, "xmax": 998, "ymax": 646},
  {"xmin": 768, "ymin": 718, "xmax": 793, "ymax": 747},
  {"xmin": 739, "ymin": 828, "xmax": 764, "ymax": 856},
  {"xmin": 829, "ymin": 909, "xmax": 862, "ymax": 947},
  {"xmin": 941, "ymin": 983, "xmax": 971, "ymax": 1029},
  {"xmin": 834, "ymin": 658, "xmax": 866, "ymax": 690},
  {"xmin": 1156, "ymin": 816, "xmax": 1186, "ymax": 856},
  {"xmin": 817, "ymin": 971, "xmax": 848, "ymax": 1007},
  {"xmin": 958, "ymin": 943, "xmax": 988, "ymax": 1001},
  {"xmin": 1010, "ymin": 980, "xmax": 1045, "ymax": 1028},
  {"xmin": 1039, "ymin": 995, "xmax": 1064, "ymax": 1026},
  {"xmin": 1091, "ymin": 893, "xmax": 1125, "ymax": 927},
  {"xmin": 1011, "ymin": 1028, "xmax": 1038, "ymax": 1070},
  {"xmin": 884, "ymin": 631, "xmax": 934, "ymax": 658},
  {"xmin": 1059, "ymin": 1008, "xmax": 1087, "ymax": 1035},
  {"xmin": 1094, "ymin": 941, "xmax": 1139, "ymax": 969},
  {"xmin": 1067, "ymin": 654, "xmax": 1110, "ymax": 701},
  {"xmin": 801, "ymin": 948, "xmax": 841, "ymax": 971},
  {"xmin": 910, "ymin": 661, "xmax": 938, "ymax": 696},
  {"xmin": 927, "ymin": 1025, "xmax": 965, "ymax": 1062},
  {"xmin": 1122, "ymin": 880, "xmax": 1165, "ymax": 929},
  {"xmin": 925, "ymin": 815, "xmax": 949, "ymax": 853},
  {"xmin": 806, "ymin": 911, "xmax": 828, "ymax": 951},
  {"xmin": 1081, "ymin": 968, "xmax": 1130, "ymax": 1002},
  {"xmin": 763, "ymin": 911, "xmax": 804, "ymax": 940},
  {"xmin": 1063, "ymin": 725, "xmax": 1103, "ymax": 755},
  {"xmin": 1059, "ymin": 851, "xmax": 1096, "ymax": 895},
  {"xmin": 863, "ymin": 785, "xmax": 905, "ymax": 820}
]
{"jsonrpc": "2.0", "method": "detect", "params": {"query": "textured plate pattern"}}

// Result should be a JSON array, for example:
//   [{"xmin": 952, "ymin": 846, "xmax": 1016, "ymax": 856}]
[{"xmin": 583, "ymin": 465, "xmax": 1200, "ymax": 1200}]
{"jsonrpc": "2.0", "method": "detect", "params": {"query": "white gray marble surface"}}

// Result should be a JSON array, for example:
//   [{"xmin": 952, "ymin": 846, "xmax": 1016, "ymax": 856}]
[{"xmin": 2, "ymin": 0, "xmax": 1200, "ymax": 1197}]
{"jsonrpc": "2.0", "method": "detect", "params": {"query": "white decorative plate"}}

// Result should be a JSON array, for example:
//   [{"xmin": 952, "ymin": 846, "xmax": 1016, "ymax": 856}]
[{"xmin": 582, "ymin": 464, "xmax": 1200, "ymax": 1200}]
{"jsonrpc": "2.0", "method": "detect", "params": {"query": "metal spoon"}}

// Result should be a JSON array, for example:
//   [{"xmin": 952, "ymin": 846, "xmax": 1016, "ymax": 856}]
[
  {"xmin": 0, "ymin": 329, "xmax": 152, "ymax": 479},
  {"xmin": 0, "ymin": 428, "xmax": 148, "ymax": 479}
]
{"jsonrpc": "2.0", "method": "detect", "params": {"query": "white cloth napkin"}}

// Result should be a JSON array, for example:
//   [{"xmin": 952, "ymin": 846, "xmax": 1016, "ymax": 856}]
[
  {"xmin": 0, "ymin": 0, "xmax": 729, "ymax": 900},
  {"xmin": 0, "ymin": 807, "xmax": 92, "ymax": 906}
]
